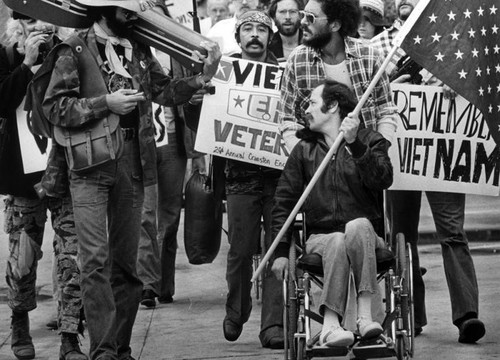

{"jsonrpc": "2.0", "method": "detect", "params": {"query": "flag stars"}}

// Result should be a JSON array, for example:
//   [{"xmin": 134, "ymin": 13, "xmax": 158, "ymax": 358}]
[
  {"xmin": 428, "ymin": 13, "xmax": 437, "ymax": 23},
  {"xmin": 468, "ymin": 28, "xmax": 475, "ymax": 38},
  {"xmin": 496, "ymin": 64, "xmax": 500, "ymax": 73},
  {"xmin": 485, "ymin": 46, "xmax": 490, "ymax": 55},
  {"xmin": 479, "ymin": 87, "xmax": 484, "ymax": 96},
  {"xmin": 472, "ymin": 48, "xmax": 479, "ymax": 57},
  {"xmin": 491, "ymin": 5, "xmax": 498, "ymax": 15},
  {"xmin": 464, "ymin": 9, "xmax": 472, "ymax": 18},
  {"xmin": 451, "ymin": 31, "xmax": 459, "ymax": 40},
  {"xmin": 476, "ymin": 67, "xmax": 482, "ymax": 76},
  {"xmin": 489, "ymin": 104, "xmax": 493, "ymax": 113},
  {"xmin": 478, "ymin": 7, "xmax": 484, "ymax": 16},
  {"xmin": 497, "ymin": 83, "xmax": 500, "ymax": 92},
  {"xmin": 447, "ymin": 11, "xmax": 456, "ymax": 21},
  {"xmin": 458, "ymin": 69, "xmax": 468, "ymax": 79},
  {"xmin": 481, "ymin": 27, "xmax": 487, "ymax": 36},
  {"xmin": 431, "ymin": 32, "xmax": 442, "ymax": 42},
  {"xmin": 494, "ymin": 45, "xmax": 500, "ymax": 54},
  {"xmin": 492, "ymin": 25, "xmax": 499, "ymax": 34},
  {"xmin": 435, "ymin": 52, "xmax": 445, "ymax": 61},
  {"xmin": 488, "ymin": 85, "xmax": 492, "ymax": 94},
  {"xmin": 413, "ymin": 35, "xmax": 422, "ymax": 44},
  {"xmin": 455, "ymin": 50, "xmax": 464, "ymax": 59},
  {"xmin": 486, "ymin": 67, "xmax": 491, "ymax": 75}
]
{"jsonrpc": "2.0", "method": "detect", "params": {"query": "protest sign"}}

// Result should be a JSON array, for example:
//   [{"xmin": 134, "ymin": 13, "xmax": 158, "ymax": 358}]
[
  {"xmin": 389, "ymin": 83, "xmax": 499, "ymax": 195},
  {"xmin": 195, "ymin": 56, "xmax": 289, "ymax": 169},
  {"xmin": 17, "ymin": 97, "xmax": 50, "ymax": 174}
]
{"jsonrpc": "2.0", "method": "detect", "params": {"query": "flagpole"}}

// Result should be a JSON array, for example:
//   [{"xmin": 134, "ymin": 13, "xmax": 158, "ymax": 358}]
[{"xmin": 251, "ymin": 43, "xmax": 403, "ymax": 283}]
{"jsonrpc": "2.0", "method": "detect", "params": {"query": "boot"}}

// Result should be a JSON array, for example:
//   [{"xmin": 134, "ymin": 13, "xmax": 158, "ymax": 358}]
[
  {"xmin": 59, "ymin": 332, "xmax": 88, "ymax": 360},
  {"xmin": 11, "ymin": 311, "xmax": 35, "ymax": 360}
]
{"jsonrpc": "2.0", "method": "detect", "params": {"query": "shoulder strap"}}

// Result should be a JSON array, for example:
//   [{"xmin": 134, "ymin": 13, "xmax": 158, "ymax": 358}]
[
  {"xmin": 6, "ymin": 46, "xmax": 15, "ymax": 71},
  {"xmin": 63, "ymin": 35, "xmax": 108, "ymax": 96}
]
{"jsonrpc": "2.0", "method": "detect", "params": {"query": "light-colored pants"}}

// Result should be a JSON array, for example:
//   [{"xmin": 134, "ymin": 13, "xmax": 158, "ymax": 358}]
[{"xmin": 306, "ymin": 218, "xmax": 379, "ymax": 320}]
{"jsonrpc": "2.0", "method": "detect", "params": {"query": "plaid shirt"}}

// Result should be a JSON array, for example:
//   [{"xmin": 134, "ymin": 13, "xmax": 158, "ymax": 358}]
[{"xmin": 278, "ymin": 36, "xmax": 397, "ymax": 142}]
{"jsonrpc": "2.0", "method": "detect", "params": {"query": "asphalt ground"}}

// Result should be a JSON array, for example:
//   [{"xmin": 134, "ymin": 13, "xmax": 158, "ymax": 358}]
[{"xmin": 0, "ymin": 194, "xmax": 499, "ymax": 359}]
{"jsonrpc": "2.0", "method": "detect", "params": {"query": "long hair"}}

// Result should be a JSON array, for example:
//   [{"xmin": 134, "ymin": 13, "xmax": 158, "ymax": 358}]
[{"xmin": 316, "ymin": 0, "xmax": 361, "ymax": 38}]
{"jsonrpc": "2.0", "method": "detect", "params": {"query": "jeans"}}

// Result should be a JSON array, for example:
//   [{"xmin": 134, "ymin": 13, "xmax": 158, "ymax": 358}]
[
  {"xmin": 225, "ymin": 178, "xmax": 283, "ymax": 341},
  {"xmin": 387, "ymin": 190, "xmax": 479, "ymax": 328},
  {"xmin": 137, "ymin": 133, "xmax": 187, "ymax": 300},
  {"xmin": 70, "ymin": 139, "xmax": 144, "ymax": 360},
  {"xmin": 306, "ymin": 218, "xmax": 379, "ymax": 318}
]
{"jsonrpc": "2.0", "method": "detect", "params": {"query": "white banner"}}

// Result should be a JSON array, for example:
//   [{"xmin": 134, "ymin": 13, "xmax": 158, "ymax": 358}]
[
  {"xmin": 195, "ymin": 56, "xmax": 289, "ymax": 169},
  {"xmin": 164, "ymin": 0, "xmax": 195, "ymax": 28},
  {"xmin": 389, "ymin": 84, "xmax": 499, "ymax": 195},
  {"xmin": 17, "ymin": 97, "xmax": 50, "ymax": 174}
]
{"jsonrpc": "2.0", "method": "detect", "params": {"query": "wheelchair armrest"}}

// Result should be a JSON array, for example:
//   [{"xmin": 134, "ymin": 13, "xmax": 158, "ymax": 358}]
[
  {"xmin": 297, "ymin": 253, "xmax": 324, "ymax": 276},
  {"xmin": 376, "ymin": 248, "xmax": 395, "ymax": 273}
]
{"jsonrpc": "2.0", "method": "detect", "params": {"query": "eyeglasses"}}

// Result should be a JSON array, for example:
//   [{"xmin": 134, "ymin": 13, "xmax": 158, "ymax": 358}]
[
  {"xmin": 277, "ymin": 9, "xmax": 300, "ymax": 17},
  {"xmin": 298, "ymin": 10, "xmax": 328, "ymax": 24}
]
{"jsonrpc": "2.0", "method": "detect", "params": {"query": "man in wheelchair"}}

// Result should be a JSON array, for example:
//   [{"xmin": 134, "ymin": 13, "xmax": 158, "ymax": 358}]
[{"xmin": 271, "ymin": 80, "xmax": 393, "ymax": 347}]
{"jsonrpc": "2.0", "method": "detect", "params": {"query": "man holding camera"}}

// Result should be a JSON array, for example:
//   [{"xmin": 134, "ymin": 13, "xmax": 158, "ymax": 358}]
[{"xmin": 0, "ymin": 12, "xmax": 86, "ymax": 360}]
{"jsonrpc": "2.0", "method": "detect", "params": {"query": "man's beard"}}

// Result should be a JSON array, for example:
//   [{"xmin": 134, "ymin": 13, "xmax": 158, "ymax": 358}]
[
  {"xmin": 105, "ymin": 14, "xmax": 134, "ymax": 38},
  {"xmin": 277, "ymin": 20, "xmax": 301, "ymax": 37},
  {"xmin": 302, "ymin": 28, "xmax": 331, "ymax": 49}
]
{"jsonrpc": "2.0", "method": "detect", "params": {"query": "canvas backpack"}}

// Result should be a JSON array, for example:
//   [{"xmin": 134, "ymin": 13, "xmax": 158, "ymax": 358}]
[{"xmin": 25, "ymin": 35, "xmax": 122, "ymax": 173}]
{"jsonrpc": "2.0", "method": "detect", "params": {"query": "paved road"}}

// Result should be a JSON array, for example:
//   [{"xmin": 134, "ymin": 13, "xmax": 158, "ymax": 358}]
[{"xmin": 0, "ymin": 204, "xmax": 499, "ymax": 359}]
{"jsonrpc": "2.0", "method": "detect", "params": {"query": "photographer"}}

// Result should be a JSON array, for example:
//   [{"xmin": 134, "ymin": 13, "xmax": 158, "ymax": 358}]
[{"xmin": 0, "ymin": 12, "xmax": 86, "ymax": 360}]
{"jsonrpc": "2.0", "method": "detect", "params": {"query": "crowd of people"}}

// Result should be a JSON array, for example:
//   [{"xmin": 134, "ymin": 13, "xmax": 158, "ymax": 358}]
[{"xmin": 0, "ymin": 0, "xmax": 486, "ymax": 359}]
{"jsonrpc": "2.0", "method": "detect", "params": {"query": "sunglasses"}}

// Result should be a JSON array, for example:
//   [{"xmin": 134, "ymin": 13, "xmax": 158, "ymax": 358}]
[{"xmin": 299, "ymin": 10, "xmax": 328, "ymax": 24}]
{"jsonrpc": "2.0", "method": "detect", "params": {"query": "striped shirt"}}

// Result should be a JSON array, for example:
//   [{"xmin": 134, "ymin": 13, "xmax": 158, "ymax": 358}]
[{"xmin": 278, "ymin": 36, "xmax": 398, "ymax": 147}]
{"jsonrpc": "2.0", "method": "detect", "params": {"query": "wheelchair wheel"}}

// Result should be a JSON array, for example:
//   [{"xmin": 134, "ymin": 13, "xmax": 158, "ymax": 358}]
[
  {"xmin": 395, "ymin": 233, "xmax": 413, "ymax": 360},
  {"xmin": 286, "ymin": 238, "xmax": 298, "ymax": 360}
]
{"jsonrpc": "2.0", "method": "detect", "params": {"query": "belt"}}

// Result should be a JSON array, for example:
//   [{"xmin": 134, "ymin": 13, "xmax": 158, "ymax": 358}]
[{"xmin": 121, "ymin": 127, "xmax": 137, "ymax": 141}]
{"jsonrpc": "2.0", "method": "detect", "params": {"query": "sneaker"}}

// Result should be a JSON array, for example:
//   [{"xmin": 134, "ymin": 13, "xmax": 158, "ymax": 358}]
[
  {"xmin": 357, "ymin": 318, "xmax": 383, "ymax": 339},
  {"xmin": 458, "ymin": 318, "xmax": 485, "ymax": 344},
  {"xmin": 319, "ymin": 327, "xmax": 355, "ymax": 347}
]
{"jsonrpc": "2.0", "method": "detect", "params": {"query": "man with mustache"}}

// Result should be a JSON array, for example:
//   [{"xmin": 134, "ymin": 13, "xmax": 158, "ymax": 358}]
[
  {"xmin": 268, "ymin": 0, "xmax": 304, "ymax": 65},
  {"xmin": 42, "ymin": 1, "xmax": 221, "ymax": 359},
  {"xmin": 371, "ymin": 0, "xmax": 486, "ymax": 344},
  {"xmin": 207, "ymin": 0, "xmax": 260, "ymax": 55},
  {"xmin": 221, "ymin": 10, "xmax": 285, "ymax": 349},
  {"xmin": 277, "ymin": 0, "xmax": 398, "ymax": 153}
]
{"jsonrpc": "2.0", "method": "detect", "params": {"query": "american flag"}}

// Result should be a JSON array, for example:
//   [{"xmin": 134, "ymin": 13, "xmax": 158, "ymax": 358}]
[{"xmin": 396, "ymin": 0, "xmax": 500, "ymax": 144}]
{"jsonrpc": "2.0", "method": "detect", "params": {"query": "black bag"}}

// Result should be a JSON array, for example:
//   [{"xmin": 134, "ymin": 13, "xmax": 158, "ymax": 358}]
[{"xmin": 184, "ymin": 167, "xmax": 223, "ymax": 265}]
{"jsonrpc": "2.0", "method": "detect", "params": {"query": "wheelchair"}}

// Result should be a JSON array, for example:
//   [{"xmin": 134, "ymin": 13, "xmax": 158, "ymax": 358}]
[{"xmin": 282, "ymin": 215, "xmax": 415, "ymax": 360}]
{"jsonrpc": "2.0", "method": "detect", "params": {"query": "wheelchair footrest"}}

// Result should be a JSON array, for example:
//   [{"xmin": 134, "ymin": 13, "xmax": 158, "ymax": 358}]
[
  {"xmin": 307, "ymin": 344, "xmax": 349, "ymax": 357},
  {"xmin": 351, "ymin": 335, "xmax": 396, "ymax": 359}
]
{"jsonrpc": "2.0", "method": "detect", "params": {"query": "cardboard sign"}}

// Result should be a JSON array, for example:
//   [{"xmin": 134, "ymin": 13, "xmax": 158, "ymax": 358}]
[
  {"xmin": 389, "ymin": 84, "xmax": 499, "ymax": 195},
  {"xmin": 195, "ymin": 57, "xmax": 289, "ymax": 169}
]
